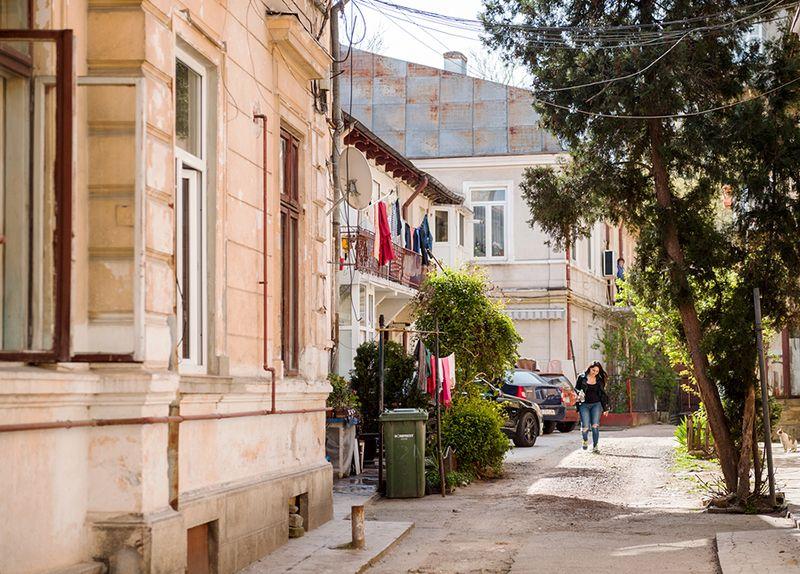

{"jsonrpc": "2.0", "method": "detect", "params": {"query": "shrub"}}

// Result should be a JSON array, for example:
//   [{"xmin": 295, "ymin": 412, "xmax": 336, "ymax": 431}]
[
  {"xmin": 413, "ymin": 267, "xmax": 521, "ymax": 385},
  {"xmin": 326, "ymin": 373, "xmax": 360, "ymax": 411},
  {"xmin": 441, "ymin": 394, "xmax": 510, "ymax": 478},
  {"xmin": 350, "ymin": 340, "xmax": 428, "ymax": 433}
]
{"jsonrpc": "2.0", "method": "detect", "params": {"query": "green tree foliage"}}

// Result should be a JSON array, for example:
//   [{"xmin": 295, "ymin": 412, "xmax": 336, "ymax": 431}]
[
  {"xmin": 482, "ymin": 0, "xmax": 800, "ymax": 496},
  {"xmin": 412, "ymin": 267, "xmax": 521, "ymax": 385},
  {"xmin": 594, "ymin": 306, "xmax": 678, "ymax": 409},
  {"xmin": 350, "ymin": 340, "xmax": 427, "ymax": 433}
]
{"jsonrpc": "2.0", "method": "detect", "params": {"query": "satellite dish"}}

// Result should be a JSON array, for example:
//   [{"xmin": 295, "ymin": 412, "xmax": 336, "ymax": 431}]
[{"xmin": 339, "ymin": 147, "xmax": 372, "ymax": 210}]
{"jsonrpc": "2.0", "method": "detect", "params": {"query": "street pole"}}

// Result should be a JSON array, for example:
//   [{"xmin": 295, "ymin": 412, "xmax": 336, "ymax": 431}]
[
  {"xmin": 753, "ymin": 288, "xmax": 776, "ymax": 507},
  {"xmin": 329, "ymin": 1, "xmax": 345, "ymax": 374},
  {"xmin": 378, "ymin": 314, "xmax": 385, "ymax": 494},
  {"xmin": 435, "ymin": 318, "xmax": 446, "ymax": 497}
]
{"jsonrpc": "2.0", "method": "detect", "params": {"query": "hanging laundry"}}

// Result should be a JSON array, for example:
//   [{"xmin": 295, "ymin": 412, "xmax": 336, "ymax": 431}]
[
  {"xmin": 439, "ymin": 353, "xmax": 456, "ymax": 392},
  {"xmin": 417, "ymin": 226, "xmax": 430, "ymax": 265},
  {"xmin": 413, "ymin": 228, "xmax": 422, "ymax": 254},
  {"xmin": 393, "ymin": 199, "xmax": 403, "ymax": 237},
  {"xmin": 404, "ymin": 222, "xmax": 413, "ymax": 250},
  {"xmin": 377, "ymin": 201, "xmax": 395, "ymax": 266},
  {"xmin": 427, "ymin": 354, "xmax": 437, "ymax": 397},
  {"xmin": 420, "ymin": 214, "xmax": 433, "ymax": 252},
  {"xmin": 372, "ymin": 203, "xmax": 381, "ymax": 262}
]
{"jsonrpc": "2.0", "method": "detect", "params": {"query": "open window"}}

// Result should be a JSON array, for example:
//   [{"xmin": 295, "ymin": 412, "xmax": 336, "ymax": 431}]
[
  {"xmin": 174, "ymin": 50, "xmax": 209, "ymax": 370},
  {"xmin": 0, "ymin": 30, "xmax": 72, "ymax": 361}
]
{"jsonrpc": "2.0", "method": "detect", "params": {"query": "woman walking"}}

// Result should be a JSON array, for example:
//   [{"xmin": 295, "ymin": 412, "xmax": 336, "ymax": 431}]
[{"xmin": 575, "ymin": 361, "xmax": 609, "ymax": 453}]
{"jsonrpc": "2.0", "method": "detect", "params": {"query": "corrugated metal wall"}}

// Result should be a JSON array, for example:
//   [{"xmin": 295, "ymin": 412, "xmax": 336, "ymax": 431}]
[{"xmin": 341, "ymin": 48, "xmax": 562, "ymax": 159}]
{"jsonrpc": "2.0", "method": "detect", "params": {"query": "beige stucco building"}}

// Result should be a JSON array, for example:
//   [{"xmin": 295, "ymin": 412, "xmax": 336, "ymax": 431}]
[{"xmin": 1, "ymin": 1, "xmax": 335, "ymax": 573}]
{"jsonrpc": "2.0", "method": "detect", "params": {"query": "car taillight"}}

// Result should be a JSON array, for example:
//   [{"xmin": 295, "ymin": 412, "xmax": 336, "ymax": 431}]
[{"xmin": 516, "ymin": 386, "xmax": 526, "ymax": 399}]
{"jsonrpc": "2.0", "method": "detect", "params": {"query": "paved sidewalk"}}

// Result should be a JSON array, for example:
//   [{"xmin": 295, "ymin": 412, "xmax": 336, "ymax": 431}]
[
  {"xmin": 716, "ymin": 530, "xmax": 800, "ymax": 573},
  {"xmin": 773, "ymin": 448, "xmax": 800, "ymax": 528},
  {"xmin": 241, "ymin": 518, "xmax": 413, "ymax": 574}
]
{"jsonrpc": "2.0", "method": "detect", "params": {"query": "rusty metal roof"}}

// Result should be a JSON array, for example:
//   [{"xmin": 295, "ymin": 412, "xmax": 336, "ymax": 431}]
[
  {"xmin": 340, "ymin": 48, "xmax": 563, "ymax": 159},
  {"xmin": 343, "ymin": 111, "xmax": 463, "ymax": 205}
]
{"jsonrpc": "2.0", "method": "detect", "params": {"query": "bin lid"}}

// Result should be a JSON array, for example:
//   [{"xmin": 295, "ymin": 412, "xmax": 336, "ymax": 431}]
[{"xmin": 378, "ymin": 408, "xmax": 429, "ymax": 422}]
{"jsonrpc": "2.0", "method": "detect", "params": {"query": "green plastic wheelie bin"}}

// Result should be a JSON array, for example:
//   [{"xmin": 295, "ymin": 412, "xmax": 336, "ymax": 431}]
[{"xmin": 378, "ymin": 408, "xmax": 428, "ymax": 498}]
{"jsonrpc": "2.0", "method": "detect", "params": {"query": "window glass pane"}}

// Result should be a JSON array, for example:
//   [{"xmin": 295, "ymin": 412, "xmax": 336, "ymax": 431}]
[
  {"xmin": 175, "ymin": 60, "xmax": 201, "ymax": 157},
  {"xmin": 473, "ymin": 205, "xmax": 485, "ymax": 257},
  {"xmin": 491, "ymin": 205, "xmax": 505, "ymax": 257},
  {"xmin": 435, "ymin": 210, "xmax": 448, "ymax": 242},
  {"xmin": 0, "ymin": 41, "xmax": 58, "ymax": 352},
  {"xmin": 471, "ymin": 189, "xmax": 505, "ymax": 202},
  {"xmin": 279, "ymin": 137, "xmax": 286, "ymax": 195},
  {"xmin": 459, "ymin": 213, "xmax": 465, "ymax": 246},
  {"xmin": 181, "ymin": 177, "xmax": 192, "ymax": 359},
  {"xmin": 0, "ymin": 0, "xmax": 28, "ymax": 27}
]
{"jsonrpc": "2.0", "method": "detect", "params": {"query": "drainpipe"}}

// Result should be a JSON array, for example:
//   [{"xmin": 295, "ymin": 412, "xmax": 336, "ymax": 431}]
[
  {"xmin": 254, "ymin": 113, "xmax": 277, "ymax": 413},
  {"xmin": 402, "ymin": 176, "xmax": 428, "ymax": 221},
  {"xmin": 566, "ymin": 237, "xmax": 574, "ymax": 374},
  {"xmin": 330, "ymin": 1, "xmax": 344, "ymax": 374}
]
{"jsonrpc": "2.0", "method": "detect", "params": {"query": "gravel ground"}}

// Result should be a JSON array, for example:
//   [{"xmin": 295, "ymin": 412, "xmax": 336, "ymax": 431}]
[{"xmin": 364, "ymin": 425, "xmax": 790, "ymax": 574}]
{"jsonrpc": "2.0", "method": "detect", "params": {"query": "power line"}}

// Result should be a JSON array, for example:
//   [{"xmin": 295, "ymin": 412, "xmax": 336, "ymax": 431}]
[
  {"xmin": 533, "ymin": 74, "xmax": 800, "ymax": 120},
  {"xmin": 357, "ymin": 0, "xmax": 797, "ymax": 49}
]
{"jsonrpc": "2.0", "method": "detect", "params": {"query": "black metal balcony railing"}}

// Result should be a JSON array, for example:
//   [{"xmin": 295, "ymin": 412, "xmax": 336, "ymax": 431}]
[{"xmin": 342, "ymin": 227, "xmax": 425, "ymax": 289}]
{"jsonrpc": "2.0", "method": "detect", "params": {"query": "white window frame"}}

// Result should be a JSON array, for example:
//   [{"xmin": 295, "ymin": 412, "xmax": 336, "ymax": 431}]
[
  {"xmin": 467, "ymin": 182, "xmax": 511, "ymax": 261},
  {"xmin": 174, "ymin": 48, "xmax": 209, "ymax": 372}
]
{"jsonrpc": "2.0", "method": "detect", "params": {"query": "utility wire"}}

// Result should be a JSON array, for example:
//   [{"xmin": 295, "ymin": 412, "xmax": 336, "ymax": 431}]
[{"xmin": 533, "ymin": 74, "xmax": 800, "ymax": 119}]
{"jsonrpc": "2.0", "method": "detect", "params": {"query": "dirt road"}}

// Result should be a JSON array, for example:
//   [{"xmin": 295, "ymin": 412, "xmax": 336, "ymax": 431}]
[{"xmin": 365, "ymin": 425, "xmax": 788, "ymax": 573}]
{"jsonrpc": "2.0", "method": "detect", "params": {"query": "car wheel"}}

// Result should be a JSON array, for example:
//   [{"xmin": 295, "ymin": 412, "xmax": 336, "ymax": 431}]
[
  {"xmin": 556, "ymin": 421, "xmax": 576, "ymax": 433},
  {"xmin": 542, "ymin": 420, "xmax": 556, "ymax": 434},
  {"xmin": 513, "ymin": 412, "xmax": 538, "ymax": 447}
]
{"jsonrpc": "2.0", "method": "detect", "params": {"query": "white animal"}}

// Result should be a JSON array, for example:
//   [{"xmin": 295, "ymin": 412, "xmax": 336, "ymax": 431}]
[{"xmin": 777, "ymin": 428, "xmax": 798, "ymax": 453}]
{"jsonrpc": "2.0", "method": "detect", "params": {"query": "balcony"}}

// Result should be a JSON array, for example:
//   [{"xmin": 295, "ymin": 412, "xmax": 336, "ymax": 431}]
[{"xmin": 342, "ymin": 227, "xmax": 425, "ymax": 290}]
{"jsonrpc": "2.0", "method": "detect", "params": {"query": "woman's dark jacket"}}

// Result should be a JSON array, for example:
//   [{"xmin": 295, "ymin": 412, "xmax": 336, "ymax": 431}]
[{"xmin": 575, "ymin": 373, "xmax": 609, "ymax": 412}]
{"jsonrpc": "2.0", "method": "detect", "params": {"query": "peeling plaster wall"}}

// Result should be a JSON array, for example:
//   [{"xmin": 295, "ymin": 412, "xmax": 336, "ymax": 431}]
[{"xmin": 1, "ymin": 1, "xmax": 334, "ymax": 573}]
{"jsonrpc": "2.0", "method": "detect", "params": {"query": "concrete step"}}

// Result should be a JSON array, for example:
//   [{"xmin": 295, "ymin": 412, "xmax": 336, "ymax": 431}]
[
  {"xmin": 716, "ymin": 530, "xmax": 800, "ymax": 573},
  {"xmin": 240, "ymin": 518, "xmax": 413, "ymax": 574}
]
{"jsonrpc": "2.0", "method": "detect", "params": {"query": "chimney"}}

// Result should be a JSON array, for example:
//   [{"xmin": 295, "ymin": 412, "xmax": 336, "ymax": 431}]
[{"xmin": 443, "ymin": 51, "xmax": 467, "ymax": 75}]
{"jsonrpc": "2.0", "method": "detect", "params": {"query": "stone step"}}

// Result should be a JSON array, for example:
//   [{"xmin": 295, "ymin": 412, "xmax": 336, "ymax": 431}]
[{"xmin": 44, "ymin": 562, "xmax": 105, "ymax": 574}]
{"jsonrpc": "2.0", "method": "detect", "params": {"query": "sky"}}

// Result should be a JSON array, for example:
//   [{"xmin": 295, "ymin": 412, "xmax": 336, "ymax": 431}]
[{"xmin": 343, "ymin": 0, "xmax": 525, "ymax": 84}]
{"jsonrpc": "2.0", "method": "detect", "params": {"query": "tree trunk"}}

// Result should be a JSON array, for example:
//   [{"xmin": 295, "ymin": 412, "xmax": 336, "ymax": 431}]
[
  {"xmin": 753, "ymin": 410, "xmax": 762, "ymax": 496},
  {"xmin": 646, "ymin": 118, "xmax": 739, "ymax": 493},
  {"xmin": 736, "ymin": 384, "xmax": 756, "ymax": 500}
]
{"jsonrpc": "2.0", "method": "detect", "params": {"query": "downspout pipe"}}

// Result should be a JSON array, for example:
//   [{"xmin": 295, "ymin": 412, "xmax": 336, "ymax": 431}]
[
  {"xmin": 254, "ymin": 113, "xmax": 277, "ymax": 413},
  {"xmin": 402, "ymin": 176, "xmax": 428, "ymax": 221},
  {"xmin": 330, "ymin": 1, "xmax": 344, "ymax": 375}
]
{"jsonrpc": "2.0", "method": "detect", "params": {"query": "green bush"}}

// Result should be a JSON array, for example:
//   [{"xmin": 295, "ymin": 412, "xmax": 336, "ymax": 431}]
[
  {"xmin": 326, "ymin": 373, "xmax": 360, "ymax": 411},
  {"xmin": 441, "ymin": 394, "xmax": 510, "ymax": 478},
  {"xmin": 350, "ymin": 340, "xmax": 428, "ymax": 433}
]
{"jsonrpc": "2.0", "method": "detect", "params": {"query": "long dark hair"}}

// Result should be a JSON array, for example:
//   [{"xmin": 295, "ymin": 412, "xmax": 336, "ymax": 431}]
[{"xmin": 584, "ymin": 361, "xmax": 607, "ymax": 383}]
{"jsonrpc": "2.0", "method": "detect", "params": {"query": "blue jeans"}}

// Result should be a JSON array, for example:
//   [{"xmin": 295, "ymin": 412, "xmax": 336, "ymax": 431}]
[{"xmin": 578, "ymin": 402, "xmax": 603, "ymax": 447}]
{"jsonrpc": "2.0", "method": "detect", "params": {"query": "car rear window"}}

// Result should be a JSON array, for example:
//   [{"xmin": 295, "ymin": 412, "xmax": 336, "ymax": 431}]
[{"xmin": 512, "ymin": 370, "xmax": 548, "ymax": 386}]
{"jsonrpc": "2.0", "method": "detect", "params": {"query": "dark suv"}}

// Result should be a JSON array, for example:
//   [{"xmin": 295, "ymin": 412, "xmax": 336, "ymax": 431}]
[
  {"xmin": 500, "ymin": 370, "xmax": 567, "ymax": 434},
  {"xmin": 478, "ymin": 378, "xmax": 543, "ymax": 447}
]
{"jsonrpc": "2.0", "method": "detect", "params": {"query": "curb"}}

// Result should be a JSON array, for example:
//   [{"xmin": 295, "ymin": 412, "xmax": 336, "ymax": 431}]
[{"xmin": 355, "ymin": 522, "xmax": 414, "ymax": 574}]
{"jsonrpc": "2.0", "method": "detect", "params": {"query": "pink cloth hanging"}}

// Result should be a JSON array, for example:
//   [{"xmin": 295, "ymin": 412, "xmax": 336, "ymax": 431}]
[
  {"xmin": 377, "ymin": 201, "xmax": 395, "ymax": 266},
  {"xmin": 372, "ymin": 203, "xmax": 381, "ymax": 262},
  {"xmin": 440, "ymin": 354, "xmax": 454, "ymax": 407}
]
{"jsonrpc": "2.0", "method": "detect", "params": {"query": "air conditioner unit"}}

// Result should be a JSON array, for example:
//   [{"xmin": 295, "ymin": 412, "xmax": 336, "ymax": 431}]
[{"xmin": 602, "ymin": 250, "xmax": 615, "ymax": 277}]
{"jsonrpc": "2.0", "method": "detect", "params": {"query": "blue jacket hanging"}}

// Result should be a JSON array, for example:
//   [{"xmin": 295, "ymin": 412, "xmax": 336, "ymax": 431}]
[
  {"xmin": 404, "ymin": 222, "xmax": 413, "ymax": 250},
  {"xmin": 420, "ymin": 214, "xmax": 433, "ymax": 251}
]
